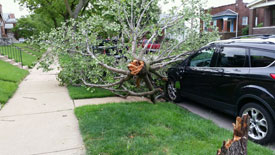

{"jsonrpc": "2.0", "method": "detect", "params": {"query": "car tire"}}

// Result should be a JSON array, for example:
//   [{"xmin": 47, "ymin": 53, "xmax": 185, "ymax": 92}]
[
  {"xmin": 240, "ymin": 102, "xmax": 275, "ymax": 144},
  {"xmin": 166, "ymin": 80, "xmax": 181, "ymax": 103}
]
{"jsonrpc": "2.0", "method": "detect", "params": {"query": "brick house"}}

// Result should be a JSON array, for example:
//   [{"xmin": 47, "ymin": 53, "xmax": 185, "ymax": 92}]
[
  {"xmin": 203, "ymin": 0, "xmax": 266, "ymax": 39},
  {"xmin": 3, "ymin": 13, "xmax": 17, "ymax": 38},
  {"xmin": 0, "ymin": 4, "xmax": 17, "ymax": 39},
  {"xmin": 0, "ymin": 4, "xmax": 5, "ymax": 38},
  {"xmin": 248, "ymin": 0, "xmax": 275, "ymax": 35}
]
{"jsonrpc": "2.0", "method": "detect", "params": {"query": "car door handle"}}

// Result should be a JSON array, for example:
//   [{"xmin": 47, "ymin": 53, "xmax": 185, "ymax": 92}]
[{"xmin": 233, "ymin": 69, "xmax": 241, "ymax": 72}]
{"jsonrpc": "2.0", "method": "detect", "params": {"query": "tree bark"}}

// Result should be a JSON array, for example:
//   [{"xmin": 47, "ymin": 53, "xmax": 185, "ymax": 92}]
[
  {"xmin": 217, "ymin": 114, "xmax": 250, "ymax": 155},
  {"xmin": 64, "ymin": 0, "xmax": 73, "ymax": 18},
  {"xmin": 64, "ymin": 0, "xmax": 89, "ymax": 20}
]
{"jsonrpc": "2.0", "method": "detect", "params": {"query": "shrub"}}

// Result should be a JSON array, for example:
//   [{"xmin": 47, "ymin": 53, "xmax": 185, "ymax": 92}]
[
  {"xmin": 257, "ymin": 22, "xmax": 264, "ymax": 27},
  {"xmin": 242, "ymin": 26, "xmax": 249, "ymax": 35}
]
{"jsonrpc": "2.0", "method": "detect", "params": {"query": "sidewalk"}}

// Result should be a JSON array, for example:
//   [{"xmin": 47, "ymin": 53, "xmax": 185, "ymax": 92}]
[{"xmin": 0, "ymin": 64, "xmax": 85, "ymax": 155}]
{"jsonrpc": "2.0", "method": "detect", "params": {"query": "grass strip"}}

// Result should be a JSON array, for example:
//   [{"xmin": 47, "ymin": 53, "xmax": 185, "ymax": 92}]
[
  {"xmin": 0, "ymin": 60, "xmax": 28, "ymax": 82},
  {"xmin": 75, "ymin": 102, "xmax": 273, "ymax": 155},
  {"xmin": 0, "ymin": 80, "xmax": 18, "ymax": 104},
  {"xmin": 68, "ymin": 85, "xmax": 114, "ymax": 99}
]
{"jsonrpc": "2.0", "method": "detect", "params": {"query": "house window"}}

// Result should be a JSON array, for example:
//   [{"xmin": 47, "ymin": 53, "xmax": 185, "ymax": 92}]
[
  {"xmin": 242, "ymin": 16, "xmax": 248, "ymax": 25},
  {"xmin": 203, "ymin": 21, "xmax": 207, "ymax": 31},
  {"xmin": 272, "ymin": 10, "xmax": 275, "ymax": 25}
]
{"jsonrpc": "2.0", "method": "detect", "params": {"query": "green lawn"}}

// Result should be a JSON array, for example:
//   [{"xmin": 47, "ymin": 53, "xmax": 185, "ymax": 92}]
[
  {"xmin": 0, "ymin": 60, "xmax": 29, "ymax": 104},
  {"xmin": 68, "ymin": 85, "xmax": 114, "ymax": 99},
  {"xmin": 16, "ymin": 43, "xmax": 46, "ymax": 68},
  {"xmin": 75, "ymin": 102, "xmax": 273, "ymax": 155},
  {"xmin": 21, "ymin": 51, "xmax": 38, "ymax": 67},
  {"xmin": 0, "ymin": 43, "xmax": 46, "ymax": 68},
  {"xmin": 13, "ymin": 43, "xmax": 26, "ymax": 48},
  {"xmin": 0, "ymin": 80, "xmax": 18, "ymax": 104},
  {"xmin": 0, "ymin": 60, "xmax": 29, "ymax": 82},
  {"xmin": 16, "ymin": 44, "xmax": 44, "ymax": 58}
]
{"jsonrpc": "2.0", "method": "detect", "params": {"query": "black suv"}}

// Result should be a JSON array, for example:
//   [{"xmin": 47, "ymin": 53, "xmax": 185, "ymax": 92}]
[{"xmin": 167, "ymin": 37, "xmax": 275, "ymax": 144}]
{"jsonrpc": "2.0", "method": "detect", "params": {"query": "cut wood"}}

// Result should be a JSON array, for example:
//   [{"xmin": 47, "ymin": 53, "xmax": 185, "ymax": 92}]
[
  {"xmin": 217, "ymin": 114, "xmax": 250, "ymax": 155},
  {"xmin": 127, "ymin": 60, "xmax": 145, "ymax": 76}
]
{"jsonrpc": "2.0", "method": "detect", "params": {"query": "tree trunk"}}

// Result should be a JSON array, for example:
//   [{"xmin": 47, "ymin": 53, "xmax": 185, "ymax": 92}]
[
  {"xmin": 217, "ymin": 114, "xmax": 250, "ymax": 155},
  {"xmin": 64, "ymin": 0, "xmax": 89, "ymax": 20}
]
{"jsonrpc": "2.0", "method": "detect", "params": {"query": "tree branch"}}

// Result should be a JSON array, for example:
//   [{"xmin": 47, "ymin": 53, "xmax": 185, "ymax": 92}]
[
  {"xmin": 64, "ymin": 0, "xmax": 73, "ymax": 18},
  {"xmin": 136, "ymin": 0, "xmax": 154, "ymax": 30},
  {"xmin": 151, "ymin": 51, "xmax": 196, "ymax": 70},
  {"xmin": 85, "ymin": 38, "xmax": 130, "ymax": 75}
]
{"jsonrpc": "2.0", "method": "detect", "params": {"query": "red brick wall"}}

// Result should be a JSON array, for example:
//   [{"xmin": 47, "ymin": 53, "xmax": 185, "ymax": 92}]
[
  {"xmin": 252, "ymin": 27, "xmax": 275, "ymax": 35},
  {"xmin": 0, "ymin": 4, "xmax": 4, "ymax": 37},
  {"xmin": 220, "ymin": 32, "xmax": 237, "ymax": 39},
  {"xmin": 208, "ymin": 0, "xmax": 249, "ymax": 33},
  {"xmin": 256, "ymin": 8, "xmax": 265, "ymax": 26}
]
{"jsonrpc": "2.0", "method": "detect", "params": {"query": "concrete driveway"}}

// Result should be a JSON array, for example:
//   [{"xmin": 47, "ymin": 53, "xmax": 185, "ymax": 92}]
[{"xmin": 178, "ymin": 100, "xmax": 275, "ymax": 151}]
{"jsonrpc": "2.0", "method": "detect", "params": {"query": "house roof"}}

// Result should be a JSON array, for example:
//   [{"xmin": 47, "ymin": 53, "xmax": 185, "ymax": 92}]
[
  {"xmin": 248, "ymin": 0, "xmax": 275, "ymax": 9},
  {"xmin": 247, "ymin": 0, "xmax": 263, "ymax": 8},
  {"xmin": 212, "ymin": 9, "xmax": 238, "ymax": 18}
]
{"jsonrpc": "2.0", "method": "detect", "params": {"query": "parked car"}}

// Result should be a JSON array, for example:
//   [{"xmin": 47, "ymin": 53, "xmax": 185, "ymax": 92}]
[
  {"xmin": 166, "ymin": 36, "xmax": 275, "ymax": 144},
  {"xmin": 94, "ymin": 39, "xmax": 118, "ymax": 55},
  {"xmin": 92, "ymin": 39, "xmax": 127, "ymax": 61},
  {"xmin": 141, "ymin": 39, "xmax": 160, "ymax": 52}
]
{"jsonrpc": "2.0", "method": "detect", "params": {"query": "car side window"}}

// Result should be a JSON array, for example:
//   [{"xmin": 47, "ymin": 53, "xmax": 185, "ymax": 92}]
[
  {"xmin": 250, "ymin": 49, "xmax": 275, "ymax": 67},
  {"xmin": 189, "ymin": 47, "xmax": 215, "ymax": 67},
  {"xmin": 217, "ymin": 47, "xmax": 247, "ymax": 67}
]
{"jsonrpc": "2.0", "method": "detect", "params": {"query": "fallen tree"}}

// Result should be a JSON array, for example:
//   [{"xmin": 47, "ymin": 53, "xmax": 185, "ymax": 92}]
[
  {"xmin": 35, "ymin": 0, "xmax": 219, "ymax": 103},
  {"xmin": 217, "ymin": 114, "xmax": 250, "ymax": 155}
]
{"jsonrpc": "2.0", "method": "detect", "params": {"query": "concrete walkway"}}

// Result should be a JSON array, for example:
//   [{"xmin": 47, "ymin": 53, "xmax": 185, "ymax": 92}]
[{"xmin": 0, "ymin": 64, "xmax": 85, "ymax": 155}]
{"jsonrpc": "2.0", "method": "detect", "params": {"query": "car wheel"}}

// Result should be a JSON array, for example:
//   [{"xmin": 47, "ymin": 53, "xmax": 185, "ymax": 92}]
[
  {"xmin": 240, "ymin": 102, "xmax": 275, "ymax": 144},
  {"xmin": 166, "ymin": 80, "xmax": 181, "ymax": 102}
]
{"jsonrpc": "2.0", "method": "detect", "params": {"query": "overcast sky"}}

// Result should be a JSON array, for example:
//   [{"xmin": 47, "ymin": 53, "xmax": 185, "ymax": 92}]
[
  {"xmin": 0, "ymin": 0, "xmax": 29, "ymax": 18},
  {"xmin": 0, "ymin": 0, "xmax": 255, "ymax": 18}
]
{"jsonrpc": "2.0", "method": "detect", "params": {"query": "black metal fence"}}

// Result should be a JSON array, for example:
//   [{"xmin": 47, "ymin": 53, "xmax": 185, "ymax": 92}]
[{"xmin": 0, "ymin": 38, "xmax": 23, "ymax": 65}]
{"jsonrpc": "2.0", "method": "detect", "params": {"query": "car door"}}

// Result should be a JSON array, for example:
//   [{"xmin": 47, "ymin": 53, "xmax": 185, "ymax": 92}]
[
  {"xmin": 180, "ymin": 45, "xmax": 218, "ymax": 98},
  {"xmin": 212, "ymin": 46, "xmax": 250, "ymax": 106}
]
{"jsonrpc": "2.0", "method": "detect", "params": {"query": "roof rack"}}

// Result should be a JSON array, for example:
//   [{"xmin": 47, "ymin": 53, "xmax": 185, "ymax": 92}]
[{"xmin": 231, "ymin": 34, "xmax": 275, "ymax": 39}]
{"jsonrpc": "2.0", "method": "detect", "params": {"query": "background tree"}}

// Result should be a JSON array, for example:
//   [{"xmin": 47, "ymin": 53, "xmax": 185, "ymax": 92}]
[
  {"xmin": 16, "ymin": 0, "xmax": 160, "ymax": 38},
  {"xmin": 35, "ymin": 0, "xmax": 219, "ymax": 103},
  {"xmin": 17, "ymin": 0, "xmax": 68, "ymax": 28},
  {"xmin": 13, "ymin": 14, "xmax": 55, "ymax": 39}
]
